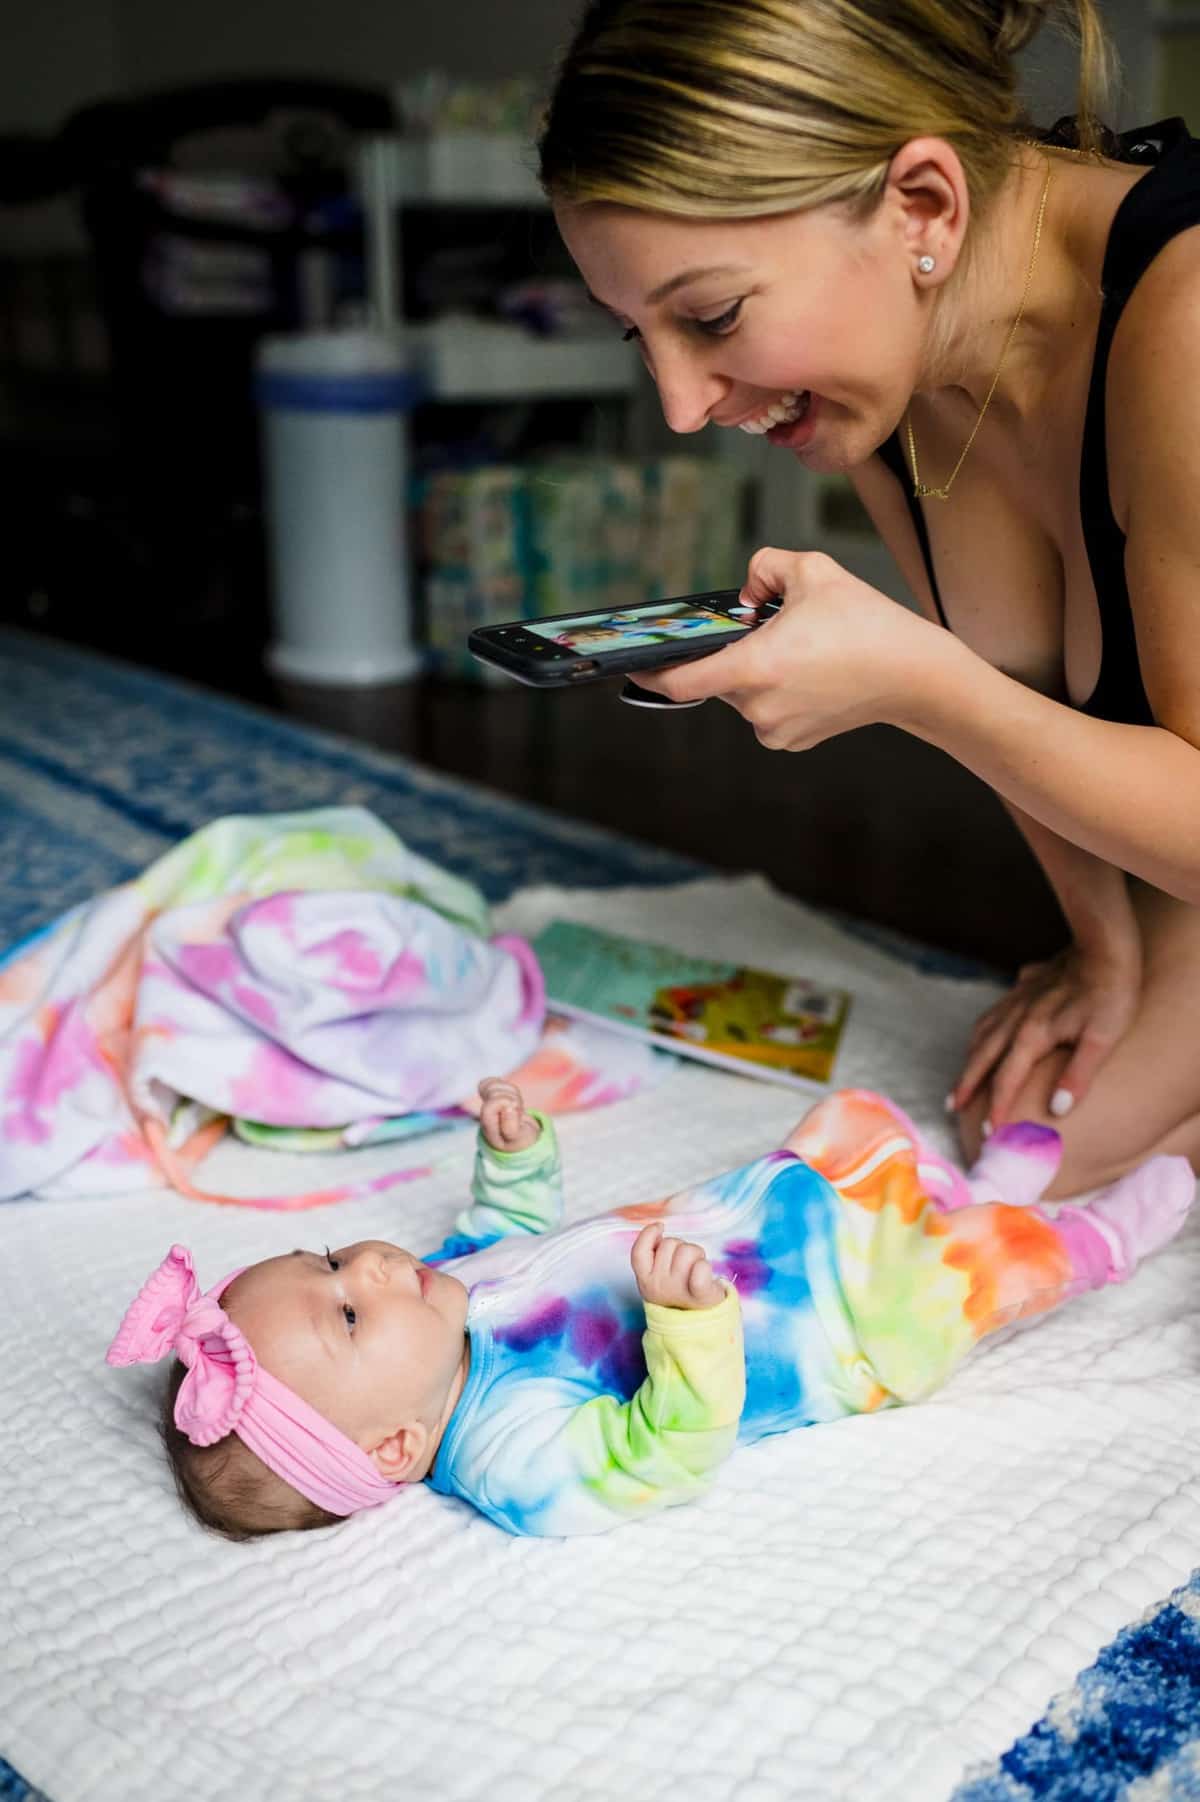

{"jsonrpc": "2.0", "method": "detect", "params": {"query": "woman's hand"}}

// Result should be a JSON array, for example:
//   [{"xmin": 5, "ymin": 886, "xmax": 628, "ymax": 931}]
[
  {"xmin": 631, "ymin": 546, "xmax": 938, "ymax": 747},
  {"xmin": 951, "ymin": 939, "xmax": 1143, "ymax": 1128}
]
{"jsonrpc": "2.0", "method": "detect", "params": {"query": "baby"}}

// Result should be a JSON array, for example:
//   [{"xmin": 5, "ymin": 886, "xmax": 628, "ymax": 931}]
[{"xmin": 107, "ymin": 1080, "xmax": 1194, "ymax": 1540}]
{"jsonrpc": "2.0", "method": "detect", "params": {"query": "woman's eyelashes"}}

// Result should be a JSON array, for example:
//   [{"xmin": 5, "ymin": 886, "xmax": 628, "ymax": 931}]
[
  {"xmin": 621, "ymin": 299, "xmax": 744, "ymax": 343},
  {"xmin": 695, "ymin": 299, "xmax": 743, "ymax": 335}
]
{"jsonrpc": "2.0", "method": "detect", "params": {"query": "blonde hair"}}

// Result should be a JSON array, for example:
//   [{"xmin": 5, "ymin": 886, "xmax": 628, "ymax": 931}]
[
  {"xmin": 538, "ymin": 0, "xmax": 1115, "ymax": 222},
  {"xmin": 160, "ymin": 1361, "xmax": 341, "ymax": 1543}
]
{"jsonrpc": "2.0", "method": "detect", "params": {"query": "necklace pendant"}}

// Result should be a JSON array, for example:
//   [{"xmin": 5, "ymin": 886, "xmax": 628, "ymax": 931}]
[{"xmin": 912, "ymin": 482, "xmax": 951, "ymax": 502}]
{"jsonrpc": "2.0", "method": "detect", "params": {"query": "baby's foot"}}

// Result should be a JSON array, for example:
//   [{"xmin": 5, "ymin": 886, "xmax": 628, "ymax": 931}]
[
  {"xmin": 966, "ymin": 1121, "xmax": 1063, "ymax": 1208},
  {"xmin": 1082, "ymin": 1154, "xmax": 1195, "ymax": 1280}
]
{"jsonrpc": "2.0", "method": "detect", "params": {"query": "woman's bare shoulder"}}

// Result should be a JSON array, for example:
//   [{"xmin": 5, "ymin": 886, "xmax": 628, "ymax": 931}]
[
  {"xmin": 1107, "ymin": 227, "xmax": 1200, "ymax": 739},
  {"xmin": 1106, "ymin": 223, "xmax": 1200, "ymax": 531}
]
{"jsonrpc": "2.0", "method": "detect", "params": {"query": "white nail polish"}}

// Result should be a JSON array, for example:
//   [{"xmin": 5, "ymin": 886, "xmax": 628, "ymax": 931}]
[
  {"xmin": 1050, "ymin": 1088, "xmax": 1074, "ymax": 1118},
  {"xmin": 944, "ymin": 1092, "xmax": 957, "ymax": 1114},
  {"xmin": 980, "ymin": 1120, "xmax": 992, "ymax": 1139}
]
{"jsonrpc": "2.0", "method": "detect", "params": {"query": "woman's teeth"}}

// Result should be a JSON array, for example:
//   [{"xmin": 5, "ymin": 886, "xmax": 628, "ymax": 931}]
[{"xmin": 738, "ymin": 391, "xmax": 811, "ymax": 434}]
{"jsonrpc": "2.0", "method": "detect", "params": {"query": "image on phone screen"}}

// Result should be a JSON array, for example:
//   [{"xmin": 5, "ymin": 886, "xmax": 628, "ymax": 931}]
[{"xmin": 522, "ymin": 599, "xmax": 747, "ymax": 655}]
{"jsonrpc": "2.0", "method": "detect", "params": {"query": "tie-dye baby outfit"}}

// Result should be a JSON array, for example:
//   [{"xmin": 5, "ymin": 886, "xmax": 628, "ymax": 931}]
[{"xmin": 428, "ymin": 1089, "xmax": 1192, "ymax": 1537}]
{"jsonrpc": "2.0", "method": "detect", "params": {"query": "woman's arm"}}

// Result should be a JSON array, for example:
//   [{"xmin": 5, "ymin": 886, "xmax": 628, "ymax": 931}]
[
  {"xmin": 995, "ymin": 801, "xmax": 1139, "ymax": 960},
  {"xmin": 893, "ymin": 631, "xmax": 1200, "ymax": 904},
  {"xmin": 639, "ymin": 544, "xmax": 1200, "ymax": 901}
]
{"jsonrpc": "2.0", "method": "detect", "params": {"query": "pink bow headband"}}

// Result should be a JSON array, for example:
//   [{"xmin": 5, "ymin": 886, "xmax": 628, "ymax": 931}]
[{"xmin": 106, "ymin": 1245, "xmax": 401, "ymax": 1518}]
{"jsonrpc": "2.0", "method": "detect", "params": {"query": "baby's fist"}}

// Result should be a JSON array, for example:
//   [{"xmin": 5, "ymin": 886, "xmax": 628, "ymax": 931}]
[
  {"xmin": 631, "ymin": 1222, "xmax": 725, "ymax": 1310},
  {"xmin": 478, "ymin": 1077, "xmax": 541, "ymax": 1152}
]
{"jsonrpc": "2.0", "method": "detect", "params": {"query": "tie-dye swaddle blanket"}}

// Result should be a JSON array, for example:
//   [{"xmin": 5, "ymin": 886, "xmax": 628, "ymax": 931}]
[{"xmin": 0, "ymin": 808, "xmax": 666, "ymax": 1208}]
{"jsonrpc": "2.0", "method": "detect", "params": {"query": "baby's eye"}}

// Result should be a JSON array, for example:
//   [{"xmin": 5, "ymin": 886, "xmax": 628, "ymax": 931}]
[
  {"xmin": 342, "ymin": 1303, "xmax": 357, "ymax": 1330},
  {"xmin": 621, "ymin": 324, "xmax": 640, "ymax": 343},
  {"xmin": 325, "ymin": 1246, "xmax": 340, "ymax": 1271}
]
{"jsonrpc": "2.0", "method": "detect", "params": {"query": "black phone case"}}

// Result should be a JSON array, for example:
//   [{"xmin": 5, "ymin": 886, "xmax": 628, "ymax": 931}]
[{"xmin": 467, "ymin": 590, "xmax": 748, "ymax": 688}]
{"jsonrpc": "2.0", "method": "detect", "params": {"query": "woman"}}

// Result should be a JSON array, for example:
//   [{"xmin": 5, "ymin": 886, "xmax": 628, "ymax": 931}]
[{"xmin": 537, "ymin": 0, "xmax": 1200, "ymax": 1198}]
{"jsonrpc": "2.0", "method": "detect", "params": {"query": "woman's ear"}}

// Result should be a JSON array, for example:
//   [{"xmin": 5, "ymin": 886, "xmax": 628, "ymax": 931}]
[
  {"xmin": 369, "ymin": 1422, "xmax": 428, "ymax": 1482},
  {"xmin": 885, "ymin": 137, "xmax": 971, "ymax": 278}
]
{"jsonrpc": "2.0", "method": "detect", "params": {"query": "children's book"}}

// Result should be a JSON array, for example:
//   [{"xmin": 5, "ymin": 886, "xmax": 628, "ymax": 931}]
[{"xmin": 531, "ymin": 920, "xmax": 851, "ymax": 1090}]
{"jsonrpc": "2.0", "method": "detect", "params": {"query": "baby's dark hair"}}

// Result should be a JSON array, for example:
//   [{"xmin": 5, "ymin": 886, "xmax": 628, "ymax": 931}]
[{"xmin": 159, "ymin": 1361, "xmax": 342, "ymax": 1542}]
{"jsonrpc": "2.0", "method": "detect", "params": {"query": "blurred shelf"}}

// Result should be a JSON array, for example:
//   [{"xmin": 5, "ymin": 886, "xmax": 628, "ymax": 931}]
[
  {"xmin": 408, "ymin": 318, "xmax": 641, "ymax": 401},
  {"xmin": 386, "ymin": 134, "xmax": 544, "ymax": 207}
]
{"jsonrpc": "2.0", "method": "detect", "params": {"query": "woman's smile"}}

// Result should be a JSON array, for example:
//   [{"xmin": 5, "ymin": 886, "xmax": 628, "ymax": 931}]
[{"xmin": 736, "ymin": 389, "xmax": 812, "ymax": 434}]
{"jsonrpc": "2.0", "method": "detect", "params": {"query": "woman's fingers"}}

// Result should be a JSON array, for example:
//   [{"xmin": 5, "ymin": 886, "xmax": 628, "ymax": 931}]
[
  {"xmin": 956, "ymin": 942, "xmax": 1141, "ymax": 1132},
  {"xmin": 986, "ymin": 1015, "xmax": 1061, "ymax": 1126},
  {"xmin": 966, "ymin": 968, "xmax": 1046, "ymax": 1053},
  {"xmin": 954, "ymin": 1012, "xmax": 1024, "ymax": 1109},
  {"xmin": 632, "ymin": 545, "xmax": 802, "ymax": 701},
  {"xmin": 966, "ymin": 998, "xmax": 1015, "ymax": 1053},
  {"xmin": 741, "ymin": 544, "xmax": 805, "ymax": 604},
  {"xmin": 1050, "ymin": 1024, "xmax": 1119, "ymax": 1117},
  {"xmin": 629, "ymin": 639, "xmax": 759, "ymax": 704}
]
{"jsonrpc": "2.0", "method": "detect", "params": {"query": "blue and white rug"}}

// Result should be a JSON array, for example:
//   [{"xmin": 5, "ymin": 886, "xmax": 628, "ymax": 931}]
[
  {"xmin": 953, "ymin": 1568, "xmax": 1200, "ymax": 1800},
  {"xmin": 0, "ymin": 627, "xmax": 704, "ymax": 948}
]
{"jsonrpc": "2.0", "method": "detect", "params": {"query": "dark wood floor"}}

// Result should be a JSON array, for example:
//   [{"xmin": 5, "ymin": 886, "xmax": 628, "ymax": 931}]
[{"xmin": 269, "ymin": 670, "xmax": 1065, "ymax": 972}]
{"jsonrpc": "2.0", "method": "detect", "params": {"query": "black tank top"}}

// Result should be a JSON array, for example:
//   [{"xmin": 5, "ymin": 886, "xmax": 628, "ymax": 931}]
[{"xmin": 877, "ymin": 117, "xmax": 1200, "ymax": 729}]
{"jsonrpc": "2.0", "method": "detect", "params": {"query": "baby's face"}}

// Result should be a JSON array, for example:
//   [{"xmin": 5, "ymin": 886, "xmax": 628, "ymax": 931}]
[{"xmin": 224, "ymin": 1242, "xmax": 470, "ymax": 1466}]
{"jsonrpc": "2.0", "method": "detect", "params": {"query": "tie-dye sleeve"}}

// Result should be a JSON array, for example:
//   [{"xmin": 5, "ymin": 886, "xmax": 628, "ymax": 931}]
[
  {"xmin": 467, "ymin": 1287, "xmax": 746, "ymax": 1536},
  {"xmin": 454, "ymin": 1112, "xmax": 564, "ymax": 1241}
]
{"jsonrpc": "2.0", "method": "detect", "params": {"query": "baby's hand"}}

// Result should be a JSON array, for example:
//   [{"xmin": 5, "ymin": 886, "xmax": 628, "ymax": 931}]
[
  {"xmin": 631, "ymin": 1222, "xmax": 725, "ymax": 1310},
  {"xmin": 478, "ymin": 1077, "xmax": 541, "ymax": 1152}
]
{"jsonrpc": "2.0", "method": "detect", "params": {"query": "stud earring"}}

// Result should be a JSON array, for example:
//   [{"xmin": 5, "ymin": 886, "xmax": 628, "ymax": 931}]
[{"xmin": 917, "ymin": 255, "xmax": 936, "ymax": 274}]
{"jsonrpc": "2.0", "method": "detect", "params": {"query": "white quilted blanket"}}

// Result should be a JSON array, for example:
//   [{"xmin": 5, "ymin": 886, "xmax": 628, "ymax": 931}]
[{"xmin": 3, "ymin": 875, "xmax": 1197, "ymax": 1802}]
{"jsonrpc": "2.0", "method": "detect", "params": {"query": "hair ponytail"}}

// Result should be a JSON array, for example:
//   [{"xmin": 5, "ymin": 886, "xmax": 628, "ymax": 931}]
[{"xmin": 990, "ymin": 0, "xmax": 1114, "ymax": 146}]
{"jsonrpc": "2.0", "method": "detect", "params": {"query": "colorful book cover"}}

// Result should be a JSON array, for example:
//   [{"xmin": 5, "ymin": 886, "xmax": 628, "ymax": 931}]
[{"xmin": 530, "ymin": 920, "xmax": 851, "ymax": 1089}]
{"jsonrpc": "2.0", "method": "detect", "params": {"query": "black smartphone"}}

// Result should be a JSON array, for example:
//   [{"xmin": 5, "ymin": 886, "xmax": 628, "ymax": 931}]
[{"xmin": 467, "ymin": 589, "xmax": 777, "ymax": 689}]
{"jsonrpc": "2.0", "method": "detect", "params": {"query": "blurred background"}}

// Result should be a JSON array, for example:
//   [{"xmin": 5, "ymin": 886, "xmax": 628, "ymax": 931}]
[{"xmin": 0, "ymin": 0, "xmax": 1182, "ymax": 965}]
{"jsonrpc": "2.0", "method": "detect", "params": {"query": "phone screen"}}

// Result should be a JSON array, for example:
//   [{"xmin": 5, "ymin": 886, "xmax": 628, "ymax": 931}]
[{"xmin": 522, "ymin": 598, "xmax": 748, "ymax": 656}]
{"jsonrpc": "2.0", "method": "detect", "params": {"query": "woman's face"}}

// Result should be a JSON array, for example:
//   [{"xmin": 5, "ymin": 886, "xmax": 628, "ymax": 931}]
[{"xmin": 557, "ymin": 194, "xmax": 928, "ymax": 474}]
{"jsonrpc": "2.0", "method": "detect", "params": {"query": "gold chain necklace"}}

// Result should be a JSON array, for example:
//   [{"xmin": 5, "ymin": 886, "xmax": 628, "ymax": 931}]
[{"xmin": 906, "ymin": 162, "xmax": 1053, "ymax": 502}]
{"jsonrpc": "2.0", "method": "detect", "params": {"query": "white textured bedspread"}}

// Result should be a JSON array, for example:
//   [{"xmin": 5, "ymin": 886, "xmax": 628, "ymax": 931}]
[{"xmin": 3, "ymin": 875, "xmax": 1197, "ymax": 1802}]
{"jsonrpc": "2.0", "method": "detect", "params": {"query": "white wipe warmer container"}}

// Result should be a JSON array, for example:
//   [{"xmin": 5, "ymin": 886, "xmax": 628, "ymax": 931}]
[{"xmin": 256, "ymin": 329, "xmax": 423, "ymax": 684}]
